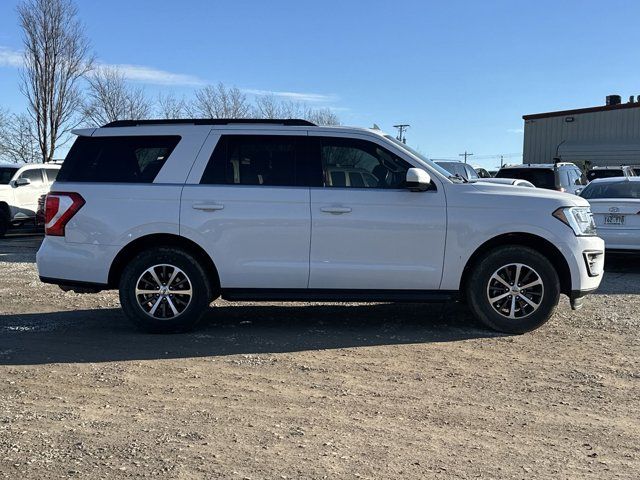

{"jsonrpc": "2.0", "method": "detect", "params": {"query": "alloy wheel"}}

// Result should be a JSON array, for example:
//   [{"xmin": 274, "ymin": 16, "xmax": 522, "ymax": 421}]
[
  {"xmin": 135, "ymin": 264, "xmax": 193, "ymax": 319},
  {"xmin": 486, "ymin": 263, "xmax": 544, "ymax": 320}
]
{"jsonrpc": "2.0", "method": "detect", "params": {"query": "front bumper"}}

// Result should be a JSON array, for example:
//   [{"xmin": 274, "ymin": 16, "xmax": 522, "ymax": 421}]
[{"xmin": 556, "ymin": 235, "xmax": 605, "ymax": 301}]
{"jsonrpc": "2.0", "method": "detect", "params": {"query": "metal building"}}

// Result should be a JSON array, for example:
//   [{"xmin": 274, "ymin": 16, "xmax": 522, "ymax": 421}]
[{"xmin": 522, "ymin": 95, "xmax": 640, "ymax": 169}]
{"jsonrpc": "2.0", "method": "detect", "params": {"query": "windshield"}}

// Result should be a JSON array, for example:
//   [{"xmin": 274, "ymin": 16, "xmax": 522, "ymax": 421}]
[
  {"xmin": 0, "ymin": 167, "xmax": 18, "ymax": 184},
  {"xmin": 581, "ymin": 181, "xmax": 640, "ymax": 199},
  {"xmin": 383, "ymin": 135, "xmax": 456, "ymax": 180},
  {"xmin": 496, "ymin": 168, "xmax": 556, "ymax": 189}
]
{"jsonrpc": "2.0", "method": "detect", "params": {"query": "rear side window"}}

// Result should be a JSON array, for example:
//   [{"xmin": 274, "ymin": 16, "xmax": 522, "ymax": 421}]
[
  {"xmin": 200, "ymin": 135, "xmax": 321, "ymax": 187},
  {"xmin": 57, "ymin": 136, "xmax": 180, "ymax": 183}
]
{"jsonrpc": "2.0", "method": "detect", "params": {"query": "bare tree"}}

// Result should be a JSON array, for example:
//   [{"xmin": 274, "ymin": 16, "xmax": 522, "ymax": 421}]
[
  {"xmin": 305, "ymin": 107, "xmax": 340, "ymax": 126},
  {"xmin": 190, "ymin": 83, "xmax": 252, "ymax": 118},
  {"xmin": 157, "ymin": 92, "xmax": 187, "ymax": 119},
  {"xmin": 83, "ymin": 67, "xmax": 151, "ymax": 126},
  {"xmin": 0, "ymin": 109, "xmax": 40, "ymax": 163},
  {"xmin": 18, "ymin": 0, "xmax": 93, "ymax": 162},
  {"xmin": 253, "ymin": 94, "xmax": 340, "ymax": 125}
]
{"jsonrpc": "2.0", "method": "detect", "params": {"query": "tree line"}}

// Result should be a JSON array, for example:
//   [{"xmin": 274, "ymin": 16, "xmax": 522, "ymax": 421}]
[{"xmin": 0, "ymin": 0, "xmax": 340, "ymax": 164}]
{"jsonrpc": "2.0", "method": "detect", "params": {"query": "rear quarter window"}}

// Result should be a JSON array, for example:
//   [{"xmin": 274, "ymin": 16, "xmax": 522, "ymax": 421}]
[{"xmin": 57, "ymin": 135, "xmax": 181, "ymax": 183}]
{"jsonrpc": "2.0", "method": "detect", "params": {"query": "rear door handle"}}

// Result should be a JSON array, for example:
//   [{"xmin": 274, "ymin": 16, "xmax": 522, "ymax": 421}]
[
  {"xmin": 320, "ymin": 206, "xmax": 352, "ymax": 214},
  {"xmin": 192, "ymin": 202, "xmax": 224, "ymax": 211}
]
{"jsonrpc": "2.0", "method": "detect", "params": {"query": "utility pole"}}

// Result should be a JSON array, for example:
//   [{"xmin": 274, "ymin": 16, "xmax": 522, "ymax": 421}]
[
  {"xmin": 500, "ymin": 155, "xmax": 504, "ymax": 167},
  {"xmin": 393, "ymin": 124, "xmax": 410, "ymax": 144},
  {"xmin": 459, "ymin": 151, "xmax": 474, "ymax": 164}
]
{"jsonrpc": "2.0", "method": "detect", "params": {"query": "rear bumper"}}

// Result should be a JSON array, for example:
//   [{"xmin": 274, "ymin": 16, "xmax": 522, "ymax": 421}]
[
  {"xmin": 36, "ymin": 236, "xmax": 119, "ymax": 285},
  {"xmin": 597, "ymin": 229, "xmax": 640, "ymax": 251}
]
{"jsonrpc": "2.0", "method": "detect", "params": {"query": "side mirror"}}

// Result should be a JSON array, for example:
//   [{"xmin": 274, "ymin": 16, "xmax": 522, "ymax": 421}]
[
  {"xmin": 575, "ymin": 187, "xmax": 584, "ymax": 196},
  {"xmin": 406, "ymin": 168, "xmax": 431, "ymax": 192},
  {"xmin": 14, "ymin": 177, "xmax": 31, "ymax": 187}
]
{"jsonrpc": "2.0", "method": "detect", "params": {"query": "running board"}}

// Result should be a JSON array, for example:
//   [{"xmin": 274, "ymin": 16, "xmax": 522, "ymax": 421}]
[{"xmin": 221, "ymin": 288, "xmax": 458, "ymax": 303}]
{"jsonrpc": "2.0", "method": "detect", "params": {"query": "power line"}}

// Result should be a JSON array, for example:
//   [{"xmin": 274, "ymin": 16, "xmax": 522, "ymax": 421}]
[
  {"xmin": 393, "ymin": 124, "xmax": 410, "ymax": 144},
  {"xmin": 459, "ymin": 151, "xmax": 474, "ymax": 164}
]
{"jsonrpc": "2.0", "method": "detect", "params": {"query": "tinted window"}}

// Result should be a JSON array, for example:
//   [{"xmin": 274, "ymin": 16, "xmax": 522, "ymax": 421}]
[
  {"xmin": 200, "ymin": 135, "xmax": 319, "ymax": 187},
  {"xmin": 20, "ymin": 169, "xmax": 44, "ymax": 186},
  {"xmin": 0, "ymin": 167, "xmax": 18, "ymax": 184},
  {"xmin": 320, "ymin": 137, "xmax": 409, "ymax": 189},
  {"xmin": 44, "ymin": 168, "xmax": 59, "ymax": 183},
  {"xmin": 58, "ymin": 136, "xmax": 180, "ymax": 183},
  {"xmin": 581, "ymin": 181, "xmax": 640, "ymax": 199},
  {"xmin": 496, "ymin": 168, "xmax": 556, "ymax": 189}
]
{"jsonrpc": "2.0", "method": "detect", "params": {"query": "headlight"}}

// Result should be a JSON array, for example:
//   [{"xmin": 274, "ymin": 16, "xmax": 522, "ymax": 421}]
[{"xmin": 553, "ymin": 206, "xmax": 597, "ymax": 236}]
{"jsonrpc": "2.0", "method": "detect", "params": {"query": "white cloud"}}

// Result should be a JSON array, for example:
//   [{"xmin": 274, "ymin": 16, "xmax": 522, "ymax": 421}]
[
  {"xmin": 507, "ymin": 128, "xmax": 524, "ymax": 134},
  {"xmin": 243, "ymin": 88, "xmax": 338, "ymax": 103},
  {"xmin": 0, "ymin": 45, "xmax": 206, "ymax": 87},
  {"xmin": 94, "ymin": 62, "xmax": 206, "ymax": 86},
  {"xmin": 0, "ymin": 46, "xmax": 23, "ymax": 68}
]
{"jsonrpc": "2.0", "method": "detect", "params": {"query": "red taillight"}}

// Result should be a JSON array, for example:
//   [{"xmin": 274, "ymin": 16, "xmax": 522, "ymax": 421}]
[{"xmin": 44, "ymin": 192, "xmax": 85, "ymax": 236}]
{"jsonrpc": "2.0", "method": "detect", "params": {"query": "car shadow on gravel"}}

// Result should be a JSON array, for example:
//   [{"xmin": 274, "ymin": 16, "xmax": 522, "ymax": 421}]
[
  {"xmin": 0, "ymin": 302, "xmax": 500, "ymax": 365},
  {"xmin": 596, "ymin": 253, "xmax": 640, "ymax": 294}
]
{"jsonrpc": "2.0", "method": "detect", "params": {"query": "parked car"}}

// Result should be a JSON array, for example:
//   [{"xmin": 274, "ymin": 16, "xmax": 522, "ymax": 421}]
[
  {"xmin": 36, "ymin": 194, "xmax": 47, "ymax": 227},
  {"xmin": 435, "ymin": 160, "xmax": 479, "ymax": 181},
  {"xmin": 37, "ymin": 119, "xmax": 604, "ymax": 334},
  {"xmin": 495, "ymin": 162, "xmax": 586, "ymax": 194},
  {"xmin": 585, "ymin": 165, "xmax": 637, "ymax": 182},
  {"xmin": 476, "ymin": 178, "xmax": 535, "ymax": 188},
  {"xmin": 0, "ymin": 162, "xmax": 61, "ymax": 236},
  {"xmin": 580, "ymin": 177, "xmax": 640, "ymax": 252}
]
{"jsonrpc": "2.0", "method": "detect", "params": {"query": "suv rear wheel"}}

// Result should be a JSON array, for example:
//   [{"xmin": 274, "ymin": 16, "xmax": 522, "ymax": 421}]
[
  {"xmin": 466, "ymin": 246, "xmax": 560, "ymax": 334},
  {"xmin": 119, "ymin": 247, "xmax": 212, "ymax": 333}
]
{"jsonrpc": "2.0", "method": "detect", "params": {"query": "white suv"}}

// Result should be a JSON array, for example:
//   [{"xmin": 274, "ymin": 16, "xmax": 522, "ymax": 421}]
[
  {"xmin": 36, "ymin": 119, "xmax": 605, "ymax": 334},
  {"xmin": 0, "ymin": 162, "xmax": 60, "ymax": 236}
]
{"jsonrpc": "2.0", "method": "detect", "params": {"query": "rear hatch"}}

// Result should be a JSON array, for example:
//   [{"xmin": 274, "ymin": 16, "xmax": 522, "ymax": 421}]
[{"xmin": 588, "ymin": 199, "xmax": 640, "ymax": 230}]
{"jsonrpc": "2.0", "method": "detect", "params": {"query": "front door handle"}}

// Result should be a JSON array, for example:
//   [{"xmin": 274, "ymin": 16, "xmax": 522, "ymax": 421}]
[
  {"xmin": 192, "ymin": 202, "xmax": 224, "ymax": 211},
  {"xmin": 320, "ymin": 206, "xmax": 352, "ymax": 214}
]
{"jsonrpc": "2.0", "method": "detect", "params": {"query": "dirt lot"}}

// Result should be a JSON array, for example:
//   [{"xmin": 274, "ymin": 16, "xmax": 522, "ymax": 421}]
[{"xmin": 0, "ymin": 233, "xmax": 638, "ymax": 479}]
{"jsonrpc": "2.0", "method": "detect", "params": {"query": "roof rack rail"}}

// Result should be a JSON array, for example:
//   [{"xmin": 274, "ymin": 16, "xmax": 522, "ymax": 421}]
[{"xmin": 102, "ymin": 118, "xmax": 317, "ymax": 128}]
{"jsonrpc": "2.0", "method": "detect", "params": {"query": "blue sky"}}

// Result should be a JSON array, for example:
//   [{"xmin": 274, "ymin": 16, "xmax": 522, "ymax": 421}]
[{"xmin": 1, "ymin": 0, "xmax": 640, "ymax": 168}]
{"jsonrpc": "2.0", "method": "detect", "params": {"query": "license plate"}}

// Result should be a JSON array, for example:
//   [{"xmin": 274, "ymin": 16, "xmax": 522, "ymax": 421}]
[{"xmin": 605, "ymin": 214, "xmax": 625, "ymax": 225}]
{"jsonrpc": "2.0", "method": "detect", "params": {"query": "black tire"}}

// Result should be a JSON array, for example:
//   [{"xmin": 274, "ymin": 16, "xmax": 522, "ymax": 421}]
[
  {"xmin": 119, "ymin": 247, "xmax": 212, "ymax": 333},
  {"xmin": 466, "ymin": 245, "xmax": 560, "ymax": 334},
  {"xmin": 0, "ymin": 205, "xmax": 9, "ymax": 238}
]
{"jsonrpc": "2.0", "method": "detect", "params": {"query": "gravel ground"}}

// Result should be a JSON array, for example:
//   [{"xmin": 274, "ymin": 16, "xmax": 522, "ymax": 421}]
[{"xmin": 0, "ymin": 233, "xmax": 638, "ymax": 479}]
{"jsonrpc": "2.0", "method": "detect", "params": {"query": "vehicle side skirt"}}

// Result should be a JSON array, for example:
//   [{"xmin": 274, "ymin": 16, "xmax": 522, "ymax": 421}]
[{"xmin": 221, "ymin": 288, "xmax": 459, "ymax": 303}]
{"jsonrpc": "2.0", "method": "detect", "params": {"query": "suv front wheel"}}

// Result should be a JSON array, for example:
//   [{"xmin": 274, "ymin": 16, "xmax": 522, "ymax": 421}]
[
  {"xmin": 119, "ymin": 247, "xmax": 212, "ymax": 333},
  {"xmin": 466, "ymin": 246, "xmax": 560, "ymax": 334}
]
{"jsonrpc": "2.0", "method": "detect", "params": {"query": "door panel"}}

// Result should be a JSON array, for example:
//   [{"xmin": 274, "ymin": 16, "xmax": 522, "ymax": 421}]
[
  {"xmin": 308, "ymin": 134, "xmax": 447, "ymax": 290},
  {"xmin": 180, "ymin": 132, "xmax": 314, "ymax": 289},
  {"xmin": 181, "ymin": 186, "xmax": 311, "ymax": 288},
  {"xmin": 309, "ymin": 189, "xmax": 446, "ymax": 290}
]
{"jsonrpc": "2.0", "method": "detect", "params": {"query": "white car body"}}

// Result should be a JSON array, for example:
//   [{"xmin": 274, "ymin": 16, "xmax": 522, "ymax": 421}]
[
  {"xmin": 0, "ymin": 163, "xmax": 60, "ymax": 229},
  {"xmin": 581, "ymin": 177, "xmax": 640, "ymax": 251},
  {"xmin": 475, "ymin": 178, "xmax": 535, "ymax": 188},
  {"xmin": 36, "ymin": 120, "xmax": 604, "ymax": 332}
]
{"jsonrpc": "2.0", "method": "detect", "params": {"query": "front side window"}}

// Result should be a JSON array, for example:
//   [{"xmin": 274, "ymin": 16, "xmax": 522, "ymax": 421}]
[
  {"xmin": 57, "ymin": 136, "xmax": 180, "ymax": 183},
  {"xmin": 0, "ymin": 167, "xmax": 18, "ymax": 184},
  {"xmin": 201, "ymin": 135, "xmax": 317, "ymax": 187},
  {"xmin": 20, "ymin": 169, "xmax": 44, "ymax": 186},
  {"xmin": 319, "ymin": 137, "xmax": 410, "ymax": 189}
]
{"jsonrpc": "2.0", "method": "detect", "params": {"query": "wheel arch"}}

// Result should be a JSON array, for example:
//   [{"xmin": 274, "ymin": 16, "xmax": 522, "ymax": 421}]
[
  {"xmin": 108, "ymin": 233, "xmax": 220, "ymax": 291},
  {"xmin": 460, "ymin": 232, "xmax": 572, "ymax": 297}
]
